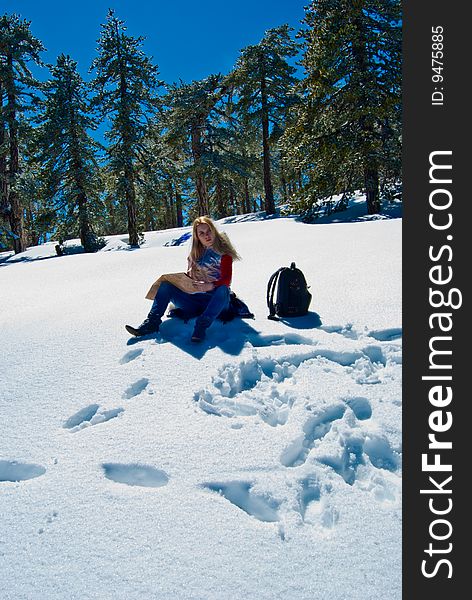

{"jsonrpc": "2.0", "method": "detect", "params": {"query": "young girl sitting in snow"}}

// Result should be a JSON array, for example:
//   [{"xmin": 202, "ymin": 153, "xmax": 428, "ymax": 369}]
[{"xmin": 125, "ymin": 216, "xmax": 241, "ymax": 342}]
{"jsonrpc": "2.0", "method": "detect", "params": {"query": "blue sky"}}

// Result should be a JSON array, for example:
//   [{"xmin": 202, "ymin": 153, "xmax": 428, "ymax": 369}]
[{"xmin": 3, "ymin": 0, "xmax": 307, "ymax": 83}]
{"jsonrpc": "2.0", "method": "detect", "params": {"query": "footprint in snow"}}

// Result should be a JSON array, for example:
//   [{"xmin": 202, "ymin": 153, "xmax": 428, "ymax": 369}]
[
  {"xmin": 319, "ymin": 435, "xmax": 366, "ymax": 485},
  {"xmin": 319, "ymin": 433, "xmax": 400, "ymax": 485},
  {"xmin": 196, "ymin": 354, "xmax": 299, "ymax": 426},
  {"xmin": 296, "ymin": 477, "xmax": 321, "ymax": 521},
  {"xmin": 63, "ymin": 404, "xmax": 124, "ymax": 432},
  {"xmin": 196, "ymin": 350, "xmax": 367, "ymax": 425},
  {"xmin": 321, "ymin": 324, "xmax": 402, "ymax": 344},
  {"xmin": 0, "ymin": 460, "xmax": 46, "ymax": 482},
  {"xmin": 123, "ymin": 377, "xmax": 149, "ymax": 399},
  {"xmin": 246, "ymin": 332, "xmax": 314, "ymax": 348},
  {"xmin": 294, "ymin": 477, "xmax": 338, "ymax": 528},
  {"xmin": 281, "ymin": 404, "xmax": 347, "ymax": 467},
  {"xmin": 119, "ymin": 348, "xmax": 144, "ymax": 364},
  {"xmin": 368, "ymin": 327, "xmax": 402, "ymax": 342},
  {"xmin": 363, "ymin": 435, "xmax": 400, "ymax": 472},
  {"xmin": 319, "ymin": 323, "xmax": 359, "ymax": 339},
  {"xmin": 64, "ymin": 404, "xmax": 100, "ymax": 428},
  {"xmin": 102, "ymin": 463, "xmax": 169, "ymax": 487},
  {"xmin": 203, "ymin": 481, "xmax": 281, "ymax": 523},
  {"xmin": 343, "ymin": 396, "xmax": 372, "ymax": 420},
  {"xmin": 281, "ymin": 397, "xmax": 373, "ymax": 468}
]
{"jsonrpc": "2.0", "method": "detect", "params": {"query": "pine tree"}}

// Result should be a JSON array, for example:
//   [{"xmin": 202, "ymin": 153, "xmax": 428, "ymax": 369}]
[
  {"xmin": 164, "ymin": 75, "xmax": 231, "ymax": 217},
  {"xmin": 230, "ymin": 25, "xmax": 299, "ymax": 214},
  {"xmin": 16, "ymin": 120, "xmax": 50, "ymax": 247},
  {"xmin": 229, "ymin": 115, "xmax": 266, "ymax": 215},
  {"xmin": 0, "ymin": 13, "xmax": 44, "ymax": 253},
  {"xmin": 138, "ymin": 132, "xmax": 178, "ymax": 231},
  {"xmin": 283, "ymin": 0, "xmax": 401, "ymax": 217},
  {"xmin": 91, "ymin": 9, "xmax": 161, "ymax": 246},
  {"xmin": 35, "ymin": 54, "xmax": 103, "ymax": 252},
  {"xmin": 207, "ymin": 115, "xmax": 262, "ymax": 219},
  {"xmin": 100, "ymin": 167, "xmax": 127, "ymax": 235}
]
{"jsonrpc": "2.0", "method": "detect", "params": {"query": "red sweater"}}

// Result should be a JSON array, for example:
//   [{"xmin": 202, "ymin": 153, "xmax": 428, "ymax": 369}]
[{"xmin": 214, "ymin": 254, "xmax": 232, "ymax": 287}]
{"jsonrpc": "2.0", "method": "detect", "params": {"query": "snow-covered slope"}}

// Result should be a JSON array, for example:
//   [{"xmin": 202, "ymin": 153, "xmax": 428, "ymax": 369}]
[{"xmin": 0, "ymin": 209, "xmax": 402, "ymax": 600}]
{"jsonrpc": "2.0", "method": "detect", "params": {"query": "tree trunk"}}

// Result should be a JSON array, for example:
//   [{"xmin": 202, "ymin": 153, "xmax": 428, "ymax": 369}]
[
  {"xmin": 365, "ymin": 165, "xmax": 380, "ymax": 214},
  {"xmin": 0, "ymin": 87, "xmax": 9, "ymax": 224},
  {"xmin": 122, "ymin": 125, "xmax": 139, "ymax": 243},
  {"xmin": 281, "ymin": 174, "xmax": 288, "ymax": 203},
  {"xmin": 124, "ymin": 164, "xmax": 139, "ymax": 246},
  {"xmin": 106, "ymin": 195, "xmax": 118, "ymax": 235},
  {"xmin": 76, "ymin": 171, "xmax": 96, "ymax": 251},
  {"xmin": 195, "ymin": 174, "xmax": 210, "ymax": 216},
  {"xmin": 352, "ymin": 11, "xmax": 380, "ymax": 215},
  {"xmin": 244, "ymin": 179, "xmax": 251, "ymax": 214},
  {"xmin": 8, "ymin": 192, "xmax": 26, "ymax": 253},
  {"xmin": 143, "ymin": 195, "xmax": 152, "ymax": 231},
  {"xmin": 166, "ymin": 183, "xmax": 177, "ymax": 227},
  {"xmin": 77, "ymin": 190, "xmax": 97, "ymax": 251},
  {"xmin": 261, "ymin": 75, "xmax": 275, "ymax": 214},
  {"xmin": 26, "ymin": 203, "xmax": 40, "ymax": 247},
  {"xmin": 215, "ymin": 179, "xmax": 225, "ymax": 219},
  {"xmin": 115, "ymin": 23, "xmax": 141, "ymax": 246},
  {"xmin": 175, "ymin": 189, "xmax": 183, "ymax": 228},
  {"xmin": 6, "ymin": 53, "xmax": 27, "ymax": 254},
  {"xmin": 69, "ymin": 104, "xmax": 98, "ymax": 252},
  {"xmin": 229, "ymin": 186, "xmax": 238, "ymax": 215},
  {"xmin": 279, "ymin": 153, "xmax": 288, "ymax": 203},
  {"xmin": 191, "ymin": 125, "xmax": 210, "ymax": 215},
  {"xmin": 162, "ymin": 192, "xmax": 170, "ymax": 228}
]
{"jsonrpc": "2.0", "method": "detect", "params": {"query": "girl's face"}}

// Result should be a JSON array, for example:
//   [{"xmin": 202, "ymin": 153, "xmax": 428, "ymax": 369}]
[{"xmin": 196, "ymin": 223, "xmax": 215, "ymax": 248}]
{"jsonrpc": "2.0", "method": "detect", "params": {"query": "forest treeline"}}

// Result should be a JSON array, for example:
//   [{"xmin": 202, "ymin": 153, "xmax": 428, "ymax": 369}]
[{"xmin": 0, "ymin": 1, "xmax": 401, "ymax": 253}]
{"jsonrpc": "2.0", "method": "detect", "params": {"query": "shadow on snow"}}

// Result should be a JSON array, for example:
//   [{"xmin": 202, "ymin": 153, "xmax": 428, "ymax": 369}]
[{"xmin": 126, "ymin": 311, "xmax": 323, "ymax": 359}]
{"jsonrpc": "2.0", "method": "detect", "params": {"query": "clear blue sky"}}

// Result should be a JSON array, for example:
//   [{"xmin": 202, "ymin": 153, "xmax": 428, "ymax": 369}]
[{"xmin": 3, "ymin": 0, "xmax": 307, "ymax": 83}]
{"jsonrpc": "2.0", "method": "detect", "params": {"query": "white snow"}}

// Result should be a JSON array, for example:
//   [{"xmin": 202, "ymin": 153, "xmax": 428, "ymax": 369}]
[{"xmin": 0, "ymin": 203, "xmax": 402, "ymax": 600}]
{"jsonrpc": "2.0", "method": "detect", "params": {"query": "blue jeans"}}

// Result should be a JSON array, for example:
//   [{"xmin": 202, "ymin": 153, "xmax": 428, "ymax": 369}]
[{"xmin": 148, "ymin": 282, "xmax": 230, "ymax": 324}]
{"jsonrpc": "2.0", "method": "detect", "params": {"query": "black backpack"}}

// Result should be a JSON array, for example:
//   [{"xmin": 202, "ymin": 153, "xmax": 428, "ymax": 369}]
[{"xmin": 267, "ymin": 262, "xmax": 312, "ymax": 320}]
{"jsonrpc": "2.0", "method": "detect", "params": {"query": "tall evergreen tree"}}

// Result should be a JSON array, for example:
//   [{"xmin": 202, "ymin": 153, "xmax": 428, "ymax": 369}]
[
  {"xmin": 283, "ymin": 0, "xmax": 401, "ymax": 217},
  {"xmin": 91, "ymin": 9, "xmax": 161, "ymax": 246},
  {"xmin": 0, "ymin": 13, "xmax": 44, "ymax": 253},
  {"xmin": 207, "ymin": 115, "xmax": 261, "ymax": 219},
  {"xmin": 138, "ymin": 126, "xmax": 184, "ymax": 230},
  {"xmin": 16, "ymin": 121, "xmax": 51, "ymax": 247},
  {"xmin": 100, "ymin": 167, "xmax": 127, "ymax": 235},
  {"xmin": 230, "ymin": 25, "xmax": 299, "ymax": 214},
  {"xmin": 35, "ymin": 54, "xmax": 103, "ymax": 252},
  {"xmin": 164, "ymin": 75, "xmax": 230, "ymax": 217}
]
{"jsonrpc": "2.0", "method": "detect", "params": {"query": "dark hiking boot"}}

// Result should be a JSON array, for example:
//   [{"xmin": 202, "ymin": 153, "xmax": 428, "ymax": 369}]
[
  {"xmin": 191, "ymin": 317, "xmax": 211, "ymax": 343},
  {"xmin": 125, "ymin": 317, "xmax": 161, "ymax": 337}
]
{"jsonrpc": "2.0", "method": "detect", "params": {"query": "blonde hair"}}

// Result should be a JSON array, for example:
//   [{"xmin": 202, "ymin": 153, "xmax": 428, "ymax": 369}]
[{"xmin": 189, "ymin": 216, "xmax": 241, "ymax": 263}]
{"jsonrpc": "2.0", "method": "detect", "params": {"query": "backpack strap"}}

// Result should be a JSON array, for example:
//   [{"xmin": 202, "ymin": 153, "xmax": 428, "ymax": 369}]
[{"xmin": 267, "ymin": 268, "xmax": 284, "ymax": 320}]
